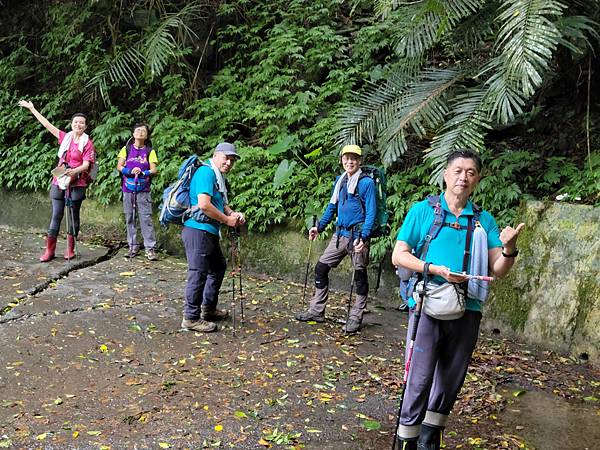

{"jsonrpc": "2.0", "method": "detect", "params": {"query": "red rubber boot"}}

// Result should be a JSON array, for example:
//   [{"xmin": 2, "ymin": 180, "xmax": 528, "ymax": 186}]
[
  {"xmin": 40, "ymin": 235, "xmax": 57, "ymax": 262},
  {"xmin": 64, "ymin": 234, "xmax": 76, "ymax": 260}
]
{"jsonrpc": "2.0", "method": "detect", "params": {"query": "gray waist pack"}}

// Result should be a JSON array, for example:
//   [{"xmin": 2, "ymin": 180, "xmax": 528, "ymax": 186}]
[{"xmin": 414, "ymin": 281, "xmax": 466, "ymax": 320}]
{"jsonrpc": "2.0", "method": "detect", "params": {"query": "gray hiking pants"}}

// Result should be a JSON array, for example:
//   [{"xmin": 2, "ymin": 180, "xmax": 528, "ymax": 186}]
[
  {"xmin": 397, "ymin": 310, "xmax": 481, "ymax": 440},
  {"xmin": 123, "ymin": 191, "xmax": 157, "ymax": 250},
  {"xmin": 309, "ymin": 234, "xmax": 370, "ymax": 321}
]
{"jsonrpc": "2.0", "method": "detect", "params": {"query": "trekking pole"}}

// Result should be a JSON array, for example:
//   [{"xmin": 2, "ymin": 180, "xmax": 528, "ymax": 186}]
[
  {"xmin": 235, "ymin": 226, "xmax": 244, "ymax": 322},
  {"xmin": 231, "ymin": 269, "xmax": 236, "ymax": 337},
  {"xmin": 66, "ymin": 187, "xmax": 79, "ymax": 259},
  {"xmin": 344, "ymin": 234, "xmax": 361, "ymax": 334},
  {"xmin": 374, "ymin": 252, "xmax": 385, "ymax": 293},
  {"xmin": 229, "ymin": 227, "xmax": 238, "ymax": 336},
  {"xmin": 391, "ymin": 263, "xmax": 429, "ymax": 450},
  {"xmin": 302, "ymin": 215, "xmax": 318, "ymax": 308},
  {"xmin": 132, "ymin": 174, "xmax": 138, "ymax": 259},
  {"xmin": 64, "ymin": 189, "xmax": 71, "ymax": 259}
]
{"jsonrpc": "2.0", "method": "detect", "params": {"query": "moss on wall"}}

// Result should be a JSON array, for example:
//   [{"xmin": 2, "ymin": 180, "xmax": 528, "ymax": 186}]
[{"xmin": 483, "ymin": 200, "xmax": 600, "ymax": 362}]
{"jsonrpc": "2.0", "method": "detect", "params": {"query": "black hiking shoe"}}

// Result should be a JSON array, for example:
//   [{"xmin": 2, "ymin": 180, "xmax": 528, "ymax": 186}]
[
  {"xmin": 396, "ymin": 437, "xmax": 417, "ymax": 450},
  {"xmin": 417, "ymin": 424, "xmax": 442, "ymax": 450},
  {"xmin": 295, "ymin": 310, "xmax": 325, "ymax": 323},
  {"xmin": 343, "ymin": 319, "xmax": 362, "ymax": 333}
]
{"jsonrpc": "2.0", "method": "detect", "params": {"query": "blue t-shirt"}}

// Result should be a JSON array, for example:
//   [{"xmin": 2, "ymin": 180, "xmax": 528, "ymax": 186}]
[
  {"xmin": 183, "ymin": 162, "xmax": 224, "ymax": 236},
  {"xmin": 397, "ymin": 194, "xmax": 503, "ymax": 311}
]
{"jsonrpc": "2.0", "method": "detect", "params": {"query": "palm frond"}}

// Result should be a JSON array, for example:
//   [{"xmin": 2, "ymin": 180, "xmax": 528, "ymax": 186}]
[
  {"xmin": 495, "ymin": 0, "xmax": 564, "ymax": 97},
  {"xmin": 86, "ymin": 1, "xmax": 205, "ymax": 104},
  {"xmin": 379, "ymin": 68, "xmax": 460, "ymax": 165},
  {"xmin": 337, "ymin": 73, "xmax": 411, "ymax": 147},
  {"xmin": 395, "ymin": 0, "xmax": 486, "ymax": 58},
  {"xmin": 144, "ymin": 18, "xmax": 180, "ymax": 79},
  {"xmin": 556, "ymin": 15, "xmax": 600, "ymax": 56},
  {"xmin": 483, "ymin": 60, "xmax": 527, "ymax": 124},
  {"xmin": 445, "ymin": 2, "xmax": 498, "ymax": 55},
  {"xmin": 374, "ymin": 0, "xmax": 399, "ymax": 19},
  {"xmin": 427, "ymin": 88, "xmax": 492, "ymax": 183},
  {"xmin": 144, "ymin": 2, "xmax": 201, "ymax": 79},
  {"xmin": 85, "ymin": 47, "xmax": 145, "ymax": 104}
]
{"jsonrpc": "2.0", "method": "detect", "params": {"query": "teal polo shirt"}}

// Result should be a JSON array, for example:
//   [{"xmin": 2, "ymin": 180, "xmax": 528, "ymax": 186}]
[
  {"xmin": 397, "ymin": 194, "xmax": 503, "ymax": 311},
  {"xmin": 183, "ymin": 162, "xmax": 224, "ymax": 236}
]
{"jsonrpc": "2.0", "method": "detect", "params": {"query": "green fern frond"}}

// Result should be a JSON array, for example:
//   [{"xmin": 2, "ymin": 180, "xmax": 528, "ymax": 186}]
[
  {"xmin": 86, "ymin": 2, "xmax": 205, "ymax": 104},
  {"xmin": 395, "ymin": 0, "xmax": 486, "ymax": 58},
  {"xmin": 379, "ymin": 68, "xmax": 460, "ymax": 165},
  {"xmin": 85, "ymin": 47, "xmax": 144, "ymax": 104},
  {"xmin": 496, "ymin": 0, "xmax": 565, "ymax": 97},
  {"xmin": 446, "ymin": 2, "xmax": 498, "ymax": 55},
  {"xmin": 337, "ymin": 73, "xmax": 410, "ymax": 147},
  {"xmin": 427, "ymin": 88, "xmax": 492, "ymax": 183},
  {"xmin": 556, "ymin": 15, "xmax": 600, "ymax": 55},
  {"xmin": 483, "ymin": 60, "xmax": 527, "ymax": 124},
  {"xmin": 144, "ymin": 3, "xmax": 201, "ymax": 79},
  {"xmin": 374, "ymin": 0, "xmax": 398, "ymax": 19}
]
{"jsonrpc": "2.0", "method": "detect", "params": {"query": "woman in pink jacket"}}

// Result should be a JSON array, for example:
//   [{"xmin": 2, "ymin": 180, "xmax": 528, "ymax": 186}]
[{"xmin": 19, "ymin": 100, "xmax": 96, "ymax": 262}]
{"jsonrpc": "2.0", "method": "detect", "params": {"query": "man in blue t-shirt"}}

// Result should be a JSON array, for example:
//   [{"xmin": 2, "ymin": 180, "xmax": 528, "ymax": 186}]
[
  {"xmin": 181, "ymin": 142, "xmax": 245, "ymax": 333},
  {"xmin": 391, "ymin": 149, "xmax": 525, "ymax": 450},
  {"xmin": 295, "ymin": 145, "xmax": 377, "ymax": 333}
]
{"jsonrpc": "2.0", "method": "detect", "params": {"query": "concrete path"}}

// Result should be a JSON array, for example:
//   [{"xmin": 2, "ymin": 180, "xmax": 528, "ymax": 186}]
[{"xmin": 0, "ymin": 227, "xmax": 598, "ymax": 450}]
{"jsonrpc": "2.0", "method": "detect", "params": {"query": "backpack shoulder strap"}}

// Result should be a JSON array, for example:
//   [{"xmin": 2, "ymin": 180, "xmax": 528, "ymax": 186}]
[
  {"xmin": 124, "ymin": 138, "xmax": 134, "ymax": 161},
  {"xmin": 198, "ymin": 160, "xmax": 221, "ymax": 191},
  {"xmin": 472, "ymin": 201, "xmax": 482, "ymax": 222},
  {"xmin": 418, "ymin": 194, "xmax": 446, "ymax": 260},
  {"xmin": 462, "ymin": 215, "xmax": 474, "ymax": 273}
]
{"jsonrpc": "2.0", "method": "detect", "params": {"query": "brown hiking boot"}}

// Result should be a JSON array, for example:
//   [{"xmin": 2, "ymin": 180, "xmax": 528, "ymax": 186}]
[
  {"xmin": 200, "ymin": 307, "xmax": 229, "ymax": 321},
  {"xmin": 181, "ymin": 318, "xmax": 217, "ymax": 333}
]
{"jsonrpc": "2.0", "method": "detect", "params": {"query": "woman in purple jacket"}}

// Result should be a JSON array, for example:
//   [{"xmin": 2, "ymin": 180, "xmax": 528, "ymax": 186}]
[{"xmin": 117, "ymin": 123, "xmax": 159, "ymax": 260}]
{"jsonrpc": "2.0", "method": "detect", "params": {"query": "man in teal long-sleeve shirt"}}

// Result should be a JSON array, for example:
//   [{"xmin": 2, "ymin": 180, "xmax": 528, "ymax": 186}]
[{"xmin": 295, "ymin": 145, "xmax": 376, "ymax": 333}]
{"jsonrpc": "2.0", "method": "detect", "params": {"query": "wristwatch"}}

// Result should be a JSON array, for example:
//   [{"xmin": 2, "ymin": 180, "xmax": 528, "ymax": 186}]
[{"xmin": 502, "ymin": 248, "xmax": 519, "ymax": 258}]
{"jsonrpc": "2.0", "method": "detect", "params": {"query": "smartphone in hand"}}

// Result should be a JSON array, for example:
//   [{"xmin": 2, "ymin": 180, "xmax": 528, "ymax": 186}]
[{"xmin": 449, "ymin": 271, "xmax": 468, "ymax": 278}]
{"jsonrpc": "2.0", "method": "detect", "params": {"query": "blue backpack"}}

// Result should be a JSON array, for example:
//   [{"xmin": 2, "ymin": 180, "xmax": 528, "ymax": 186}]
[
  {"xmin": 159, "ymin": 155, "xmax": 202, "ymax": 227},
  {"xmin": 398, "ymin": 194, "xmax": 481, "ymax": 303}
]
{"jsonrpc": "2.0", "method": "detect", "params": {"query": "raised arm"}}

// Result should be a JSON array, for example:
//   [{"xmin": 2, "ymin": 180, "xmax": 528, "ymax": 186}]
[{"xmin": 18, "ymin": 100, "xmax": 60, "ymax": 139}]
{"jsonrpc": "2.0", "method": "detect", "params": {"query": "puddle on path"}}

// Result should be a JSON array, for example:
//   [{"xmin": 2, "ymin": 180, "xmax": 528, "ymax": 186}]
[{"xmin": 498, "ymin": 385, "xmax": 600, "ymax": 450}]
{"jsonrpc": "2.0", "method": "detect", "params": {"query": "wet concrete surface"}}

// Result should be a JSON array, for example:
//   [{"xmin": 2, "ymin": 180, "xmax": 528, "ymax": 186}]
[
  {"xmin": 497, "ymin": 385, "xmax": 600, "ymax": 450},
  {"xmin": 0, "ymin": 227, "xmax": 598, "ymax": 449}
]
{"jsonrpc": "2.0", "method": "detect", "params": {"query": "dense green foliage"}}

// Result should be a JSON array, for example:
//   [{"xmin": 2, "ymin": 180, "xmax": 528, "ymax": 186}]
[
  {"xmin": 0, "ymin": 0, "xmax": 598, "ymax": 245},
  {"xmin": 339, "ymin": 0, "xmax": 600, "ymax": 180}
]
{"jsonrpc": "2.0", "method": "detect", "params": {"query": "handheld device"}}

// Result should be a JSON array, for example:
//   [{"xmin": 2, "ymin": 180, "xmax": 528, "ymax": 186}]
[
  {"xmin": 449, "ymin": 271, "xmax": 495, "ymax": 282},
  {"xmin": 449, "ymin": 271, "xmax": 468, "ymax": 277}
]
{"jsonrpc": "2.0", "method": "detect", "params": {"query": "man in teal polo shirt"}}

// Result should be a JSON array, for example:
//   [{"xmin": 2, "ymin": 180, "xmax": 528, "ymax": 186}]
[
  {"xmin": 391, "ymin": 149, "xmax": 524, "ymax": 449},
  {"xmin": 181, "ymin": 143, "xmax": 245, "ymax": 333}
]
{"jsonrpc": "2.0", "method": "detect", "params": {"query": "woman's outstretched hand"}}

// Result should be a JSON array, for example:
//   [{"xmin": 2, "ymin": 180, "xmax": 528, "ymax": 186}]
[{"xmin": 18, "ymin": 100, "xmax": 35, "ymax": 111}]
